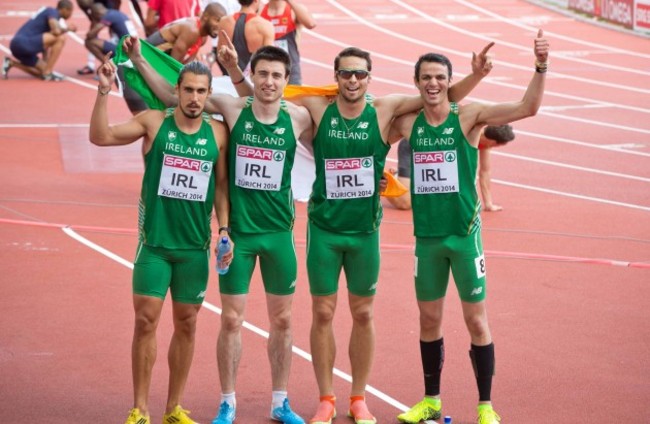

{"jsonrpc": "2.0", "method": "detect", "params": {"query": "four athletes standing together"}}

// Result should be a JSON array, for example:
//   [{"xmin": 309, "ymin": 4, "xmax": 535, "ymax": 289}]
[{"xmin": 86, "ymin": 3, "xmax": 550, "ymax": 424}]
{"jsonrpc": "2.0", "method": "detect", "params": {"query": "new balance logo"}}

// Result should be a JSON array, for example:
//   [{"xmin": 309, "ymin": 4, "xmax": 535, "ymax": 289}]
[
  {"xmin": 197, "ymin": 290, "xmax": 206, "ymax": 298},
  {"xmin": 289, "ymin": 280, "xmax": 296, "ymax": 288},
  {"xmin": 470, "ymin": 287, "xmax": 483, "ymax": 296},
  {"xmin": 442, "ymin": 128, "xmax": 454, "ymax": 135},
  {"xmin": 273, "ymin": 127, "xmax": 286, "ymax": 135},
  {"xmin": 368, "ymin": 282, "xmax": 378, "ymax": 291},
  {"xmin": 196, "ymin": 138, "xmax": 207, "ymax": 145},
  {"xmin": 357, "ymin": 122, "xmax": 369, "ymax": 129}
]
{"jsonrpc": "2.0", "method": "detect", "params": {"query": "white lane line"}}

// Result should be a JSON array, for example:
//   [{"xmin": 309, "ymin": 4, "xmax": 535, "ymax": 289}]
[
  {"xmin": 454, "ymin": 0, "xmax": 650, "ymax": 59},
  {"xmin": 492, "ymin": 152, "xmax": 650, "ymax": 182},
  {"xmin": 493, "ymin": 179, "xmax": 650, "ymax": 211},
  {"xmin": 389, "ymin": 0, "xmax": 650, "ymax": 75},
  {"xmin": 61, "ymin": 226, "xmax": 410, "ymax": 412},
  {"xmin": 302, "ymin": 30, "xmax": 650, "ymax": 116},
  {"xmin": 324, "ymin": 0, "xmax": 650, "ymax": 94}
]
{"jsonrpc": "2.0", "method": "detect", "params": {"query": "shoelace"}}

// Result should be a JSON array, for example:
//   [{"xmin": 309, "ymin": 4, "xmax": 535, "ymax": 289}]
[
  {"xmin": 219, "ymin": 402, "xmax": 233, "ymax": 415},
  {"xmin": 478, "ymin": 409, "xmax": 500, "ymax": 423}
]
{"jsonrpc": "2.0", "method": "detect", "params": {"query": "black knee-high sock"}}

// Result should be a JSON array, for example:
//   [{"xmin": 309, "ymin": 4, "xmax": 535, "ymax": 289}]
[
  {"xmin": 420, "ymin": 338, "xmax": 444, "ymax": 396},
  {"xmin": 470, "ymin": 343, "xmax": 495, "ymax": 402}
]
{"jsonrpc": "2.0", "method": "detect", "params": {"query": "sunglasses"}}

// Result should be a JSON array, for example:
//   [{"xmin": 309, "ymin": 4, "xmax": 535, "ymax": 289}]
[{"xmin": 336, "ymin": 69, "xmax": 370, "ymax": 80}]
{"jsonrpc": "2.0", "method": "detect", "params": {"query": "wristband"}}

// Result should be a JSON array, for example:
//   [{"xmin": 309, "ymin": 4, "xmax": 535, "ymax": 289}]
[
  {"xmin": 218, "ymin": 226, "xmax": 231, "ymax": 235},
  {"xmin": 535, "ymin": 60, "xmax": 548, "ymax": 74},
  {"xmin": 98, "ymin": 85, "xmax": 111, "ymax": 96},
  {"xmin": 232, "ymin": 76, "xmax": 245, "ymax": 85}
]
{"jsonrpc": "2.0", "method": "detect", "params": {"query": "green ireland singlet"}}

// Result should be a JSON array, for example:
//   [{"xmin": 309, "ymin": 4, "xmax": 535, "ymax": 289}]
[
  {"xmin": 409, "ymin": 103, "xmax": 481, "ymax": 237},
  {"xmin": 229, "ymin": 97, "xmax": 296, "ymax": 234},
  {"xmin": 138, "ymin": 109, "xmax": 219, "ymax": 249},
  {"xmin": 308, "ymin": 97, "xmax": 389, "ymax": 234}
]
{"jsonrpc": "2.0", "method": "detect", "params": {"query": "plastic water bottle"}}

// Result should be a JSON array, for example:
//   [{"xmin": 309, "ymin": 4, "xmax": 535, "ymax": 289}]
[
  {"xmin": 444, "ymin": 416, "xmax": 452, "ymax": 424},
  {"xmin": 216, "ymin": 236, "xmax": 231, "ymax": 275}
]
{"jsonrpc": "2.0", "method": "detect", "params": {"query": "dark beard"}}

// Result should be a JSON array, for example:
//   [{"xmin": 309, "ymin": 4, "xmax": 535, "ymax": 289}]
[{"xmin": 180, "ymin": 104, "xmax": 201, "ymax": 119}]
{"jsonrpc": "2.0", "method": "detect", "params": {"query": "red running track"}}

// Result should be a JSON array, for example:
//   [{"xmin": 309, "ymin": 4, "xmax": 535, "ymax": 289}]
[{"xmin": 1, "ymin": 0, "xmax": 649, "ymax": 423}]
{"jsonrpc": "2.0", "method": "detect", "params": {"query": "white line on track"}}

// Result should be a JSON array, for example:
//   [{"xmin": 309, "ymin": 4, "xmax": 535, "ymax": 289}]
[
  {"xmin": 491, "ymin": 151, "xmax": 650, "ymax": 182},
  {"xmin": 325, "ymin": 0, "xmax": 650, "ymax": 94},
  {"xmin": 60, "ymin": 226, "xmax": 411, "ymax": 412},
  {"xmin": 454, "ymin": 0, "xmax": 650, "ymax": 59},
  {"xmin": 302, "ymin": 30, "xmax": 650, "ymax": 118},
  {"xmin": 493, "ymin": 179, "xmax": 650, "ymax": 211},
  {"xmin": 388, "ymin": 0, "xmax": 650, "ymax": 76}
]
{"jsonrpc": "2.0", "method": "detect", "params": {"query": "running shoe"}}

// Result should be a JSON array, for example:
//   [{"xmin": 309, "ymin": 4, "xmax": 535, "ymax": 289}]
[
  {"xmin": 77, "ymin": 65, "xmax": 95, "ymax": 75},
  {"xmin": 124, "ymin": 408, "xmax": 150, "ymax": 424},
  {"xmin": 347, "ymin": 397, "xmax": 376, "ymax": 424},
  {"xmin": 163, "ymin": 405, "xmax": 197, "ymax": 424},
  {"xmin": 309, "ymin": 397, "xmax": 336, "ymax": 424},
  {"xmin": 477, "ymin": 404, "xmax": 501, "ymax": 424},
  {"xmin": 397, "ymin": 398, "xmax": 442, "ymax": 423},
  {"xmin": 212, "ymin": 401, "xmax": 236, "ymax": 424},
  {"xmin": 271, "ymin": 398, "xmax": 305, "ymax": 424},
  {"xmin": 42, "ymin": 72, "xmax": 64, "ymax": 82},
  {"xmin": 2, "ymin": 57, "xmax": 11, "ymax": 79}
]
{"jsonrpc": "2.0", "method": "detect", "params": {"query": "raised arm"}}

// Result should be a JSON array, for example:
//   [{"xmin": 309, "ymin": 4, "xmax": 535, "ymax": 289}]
[
  {"xmin": 89, "ymin": 54, "xmax": 151, "ymax": 147},
  {"xmin": 448, "ymin": 42, "xmax": 494, "ymax": 103},
  {"xmin": 216, "ymin": 30, "xmax": 252, "ymax": 97},
  {"xmin": 288, "ymin": 0, "xmax": 316, "ymax": 29},
  {"xmin": 388, "ymin": 112, "xmax": 417, "ymax": 144},
  {"xmin": 124, "ymin": 36, "xmax": 179, "ymax": 107},
  {"xmin": 465, "ymin": 30, "xmax": 549, "ymax": 128}
]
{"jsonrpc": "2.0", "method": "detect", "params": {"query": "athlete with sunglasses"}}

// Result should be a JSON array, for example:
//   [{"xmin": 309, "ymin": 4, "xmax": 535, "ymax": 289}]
[{"xmin": 283, "ymin": 44, "xmax": 494, "ymax": 424}]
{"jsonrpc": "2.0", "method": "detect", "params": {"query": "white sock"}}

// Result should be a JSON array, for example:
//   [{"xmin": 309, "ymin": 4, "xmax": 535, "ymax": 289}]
[
  {"xmin": 86, "ymin": 53, "xmax": 95, "ymax": 70},
  {"xmin": 221, "ymin": 392, "xmax": 236, "ymax": 409},
  {"xmin": 272, "ymin": 390, "xmax": 288, "ymax": 410}
]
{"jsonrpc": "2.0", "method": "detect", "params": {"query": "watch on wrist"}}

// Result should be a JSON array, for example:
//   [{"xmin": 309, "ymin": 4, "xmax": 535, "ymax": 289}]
[{"xmin": 218, "ymin": 226, "xmax": 231, "ymax": 235}]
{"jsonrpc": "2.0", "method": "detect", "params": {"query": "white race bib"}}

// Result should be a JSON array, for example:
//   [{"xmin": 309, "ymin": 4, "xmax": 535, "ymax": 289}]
[
  {"xmin": 413, "ymin": 150, "xmax": 459, "ymax": 194},
  {"xmin": 158, "ymin": 154, "xmax": 213, "ymax": 202},
  {"xmin": 274, "ymin": 39, "xmax": 289, "ymax": 52},
  {"xmin": 324, "ymin": 156, "xmax": 375, "ymax": 199},
  {"xmin": 235, "ymin": 145, "xmax": 285, "ymax": 191}
]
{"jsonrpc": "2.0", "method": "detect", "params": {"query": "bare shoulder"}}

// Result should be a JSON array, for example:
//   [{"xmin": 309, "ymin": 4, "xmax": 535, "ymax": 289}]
[
  {"xmin": 286, "ymin": 101, "xmax": 311, "ymax": 122},
  {"xmin": 457, "ymin": 102, "xmax": 484, "ymax": 123},
  {"xmin": 253, "ymin": 15, "xmax": 274, "ymax": 29},
  {"xmin": 138, "ymin": 109, "xmax": 166, "ymax": 126},
  {"xmin": 297, "ymin": 94, "xmax": 329, "ymax": 113},
  {"xmin": 374, "ymin": 93, "xmax": 410, "ymax": 106},
  {"xmin": 393, "ymin": 111, "xmax": 418, "ymax": 130},
  {"xmin": 209, "ymin": 117, "xmax": 228, "ymax": 131}
]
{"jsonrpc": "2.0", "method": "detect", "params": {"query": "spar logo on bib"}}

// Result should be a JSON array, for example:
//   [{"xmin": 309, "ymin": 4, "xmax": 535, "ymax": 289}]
[
  {"xmin": 164, "ymin": 154, "xmax": 212, "ymax": 173},
  {"xmin": 238, "ymin": 145, "xmax": 273, "ymax": 160},
  {"xmin": 414, "ymin": 151, "xmax": 456, "ymax": 164},
  {"xmin": 326, "ymin": 158, "xmax": 362, "ymax": 170},
  {"xmin": 273, "ymin": 151, "xmax": 285, "ymax": 161}
]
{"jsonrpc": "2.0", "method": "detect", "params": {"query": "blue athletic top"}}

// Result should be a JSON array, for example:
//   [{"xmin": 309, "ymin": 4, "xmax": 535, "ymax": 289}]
[
  {"xmin": 101, "ymin": 9, "xmax": 132, "ymax": 38},
  {"xmin": 16, "ymin": 7, "xmax": 59, "ymax": 37}
]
